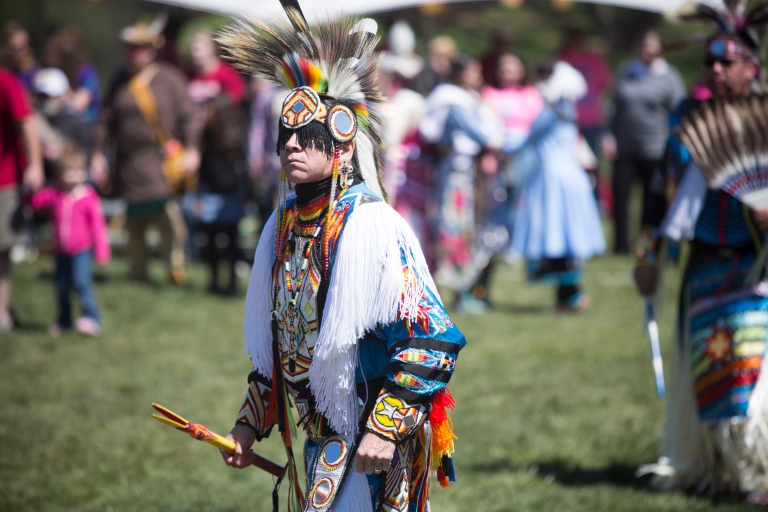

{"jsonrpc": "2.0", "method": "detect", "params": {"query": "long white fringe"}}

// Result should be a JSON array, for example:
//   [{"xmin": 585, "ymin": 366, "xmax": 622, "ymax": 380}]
[
  {"xmin": 243, "ymin": 210, "xmax": 278, "ymax": 378},
  {"xmin": 638, "ymin": 290, "xmax": 713, "ymax": 490},
  {"xmin": 243, "ymin": 195, "xmax": 439, "ymax": 436},
  {"xmin": 310, "ymin": 199, "xmax": 439, "ymax": 436}
]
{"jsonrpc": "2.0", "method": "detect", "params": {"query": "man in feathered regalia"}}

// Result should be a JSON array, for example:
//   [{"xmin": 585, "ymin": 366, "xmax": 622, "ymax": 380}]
[
  {"xmin": 634, "ymin": 0, "xmax": 768, "ymax": 502},
  {"xmin": 215, "ymin": 6, "xmax": 465, "ymax": 511}
]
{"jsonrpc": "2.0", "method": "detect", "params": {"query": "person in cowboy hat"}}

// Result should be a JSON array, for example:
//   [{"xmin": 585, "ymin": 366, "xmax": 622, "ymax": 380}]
[{"xmin": 91, "ymin": 14, "xmax": 198, "ymax": 285}]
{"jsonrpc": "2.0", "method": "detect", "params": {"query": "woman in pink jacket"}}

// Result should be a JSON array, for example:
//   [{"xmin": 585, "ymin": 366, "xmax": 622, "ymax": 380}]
[{"xmin": 31, "ymin": 143, "xmax": 110, "ymax": 336}]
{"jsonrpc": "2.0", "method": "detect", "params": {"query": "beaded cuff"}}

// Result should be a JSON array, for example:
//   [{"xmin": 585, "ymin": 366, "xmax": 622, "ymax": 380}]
[
  {"xmin": 365, "ymin": 389, "xmax": 428, "ymax": 444},
  {"xmin": 235, "ymin": 374, "xmax": 273, "ymax": 441}
]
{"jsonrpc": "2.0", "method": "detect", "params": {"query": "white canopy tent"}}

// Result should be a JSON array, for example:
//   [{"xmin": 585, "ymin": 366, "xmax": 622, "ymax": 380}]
[{"xmin": 151, "ymin": 0, "xmax": 724, "ymax": 19}]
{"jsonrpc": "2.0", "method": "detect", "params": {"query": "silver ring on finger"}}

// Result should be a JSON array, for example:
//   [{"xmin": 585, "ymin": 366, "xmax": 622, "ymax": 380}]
[{"xmin": 374, "ymin": 468, "xmax": 383, "ymax": 474}]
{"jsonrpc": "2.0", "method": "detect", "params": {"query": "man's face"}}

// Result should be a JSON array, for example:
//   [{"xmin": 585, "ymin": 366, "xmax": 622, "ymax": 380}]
[
  {"xmin": 190, "ymin": 32, "xmax": 216, "ymax": 69},
  {"xmin": 279, "ymin": 132, "xmax": 355, "ymax": 184},
  {"xmin": 498, "ymin": 54, "xmax": 525, "ymax": 88},
  {"xmin": 705, "ymin": 54, "xmax": 756, "ymax": 98},
  {"xmin": 126, "ymin": 45, "xmax": 156, "ymax": 74},
  {"xmin": 279, "ymin": 132, "xmax": 333, "ymax": 184},
  {"xmin": 7, "ymin": 31, "xmax": 30, "ymax": 69},
  {"xmin": 461, "ymin": 61, "xmax": 483, "ymax": 91},
  {"xmin": 640, "ymin": 33, "xmax": 662, "ymax": 66}
]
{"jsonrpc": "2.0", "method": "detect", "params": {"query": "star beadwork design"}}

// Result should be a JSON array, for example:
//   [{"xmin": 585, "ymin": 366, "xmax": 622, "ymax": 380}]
[
  {"xmin": 704, "ymin": 325, "xmax": 732, "ymax": 363},
  {"xmin": 374, "ymin": 395, "xmax": 420, "ymax": 433}
]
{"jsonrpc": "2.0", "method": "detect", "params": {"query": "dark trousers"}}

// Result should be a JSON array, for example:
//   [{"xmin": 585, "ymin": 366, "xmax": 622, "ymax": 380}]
[
  {"xmin": 611, "ymin": 157, "xmax": 666, "ymax": 254},
  {"xmin": 55, "ymin": 250, "xmax": 99, "ymax": 328},
  {"xmin": 201, "ymin": 222, "xmax": 240, "ymax": 294}
]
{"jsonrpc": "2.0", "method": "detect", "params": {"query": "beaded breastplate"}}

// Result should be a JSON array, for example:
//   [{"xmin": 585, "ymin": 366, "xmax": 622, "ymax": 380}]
[{"xmin": 274, "ymin": 196, "xmax": 327, "ymax": 424}]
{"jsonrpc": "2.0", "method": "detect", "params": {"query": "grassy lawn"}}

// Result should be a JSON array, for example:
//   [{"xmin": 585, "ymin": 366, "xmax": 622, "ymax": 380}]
[{"xmin": 0, "ymin": 250, "xmax": 753, "ymax": 511}]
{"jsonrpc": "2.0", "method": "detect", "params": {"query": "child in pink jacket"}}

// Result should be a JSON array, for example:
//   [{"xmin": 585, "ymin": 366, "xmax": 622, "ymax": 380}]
[{"xmin": 30, "ymin": 143, "xmax": 110, "ymax": 337}]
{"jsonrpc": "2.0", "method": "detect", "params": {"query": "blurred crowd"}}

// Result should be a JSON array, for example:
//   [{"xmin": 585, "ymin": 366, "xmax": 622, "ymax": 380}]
[{"xmin": 0, "ymin": 13, "xmax": 688, "ymax": 334}]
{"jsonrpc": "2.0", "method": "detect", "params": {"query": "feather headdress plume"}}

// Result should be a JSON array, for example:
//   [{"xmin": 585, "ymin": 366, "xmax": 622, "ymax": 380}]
[
  {"xmin": 217, "ymin": 7, "xmax": 387, "ymax": 200},
  {"xmin": 678, "ymin": 0, "xmax": 768, "ymax": 55}
]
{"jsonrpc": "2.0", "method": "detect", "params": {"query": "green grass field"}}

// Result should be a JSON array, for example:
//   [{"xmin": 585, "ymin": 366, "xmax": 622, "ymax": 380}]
[{"xmin": 0, "ymin": 251, "xmax": 754, "ymax": 511}]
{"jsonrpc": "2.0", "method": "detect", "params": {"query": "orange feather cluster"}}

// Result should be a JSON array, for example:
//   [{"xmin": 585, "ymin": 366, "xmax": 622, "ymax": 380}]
[{"xmin": 430, "ymin": 388, "xmax": 457, "ymax": 487}]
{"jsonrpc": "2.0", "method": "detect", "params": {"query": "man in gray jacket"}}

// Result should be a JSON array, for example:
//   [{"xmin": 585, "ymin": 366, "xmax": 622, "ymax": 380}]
[{"xmin": 605, "ymin": 29, "xmax": 684, "ymax": 254}]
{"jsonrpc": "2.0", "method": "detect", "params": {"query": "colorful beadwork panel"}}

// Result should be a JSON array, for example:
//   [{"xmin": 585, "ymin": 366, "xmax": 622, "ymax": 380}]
[
  {"xmin": 303, "ymin": 434, "xmax": 356, "ymax": 512},
  {"xmin": 366, "ymin": 390, "xmax": 428, "ymax": 443},
  {"xmin": 281, "ymin": 86, "xmax": 321, "ymax": 128},
  {"xmin": 691, "ymin": 292, "xmax": 768, "ymax": 421},
  {"xmin": 326, "ymin": 104, "xmax": 358, "ymax": 143},
  {"xmin": 366, "ymin": 425, "xmax": 432, "ymax": 512}
]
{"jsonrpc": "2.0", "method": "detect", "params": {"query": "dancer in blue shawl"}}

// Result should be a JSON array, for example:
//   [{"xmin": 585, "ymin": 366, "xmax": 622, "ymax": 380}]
[{"xmin": 509, "ymin": 61, "xmax": 605, "ymax": 311}]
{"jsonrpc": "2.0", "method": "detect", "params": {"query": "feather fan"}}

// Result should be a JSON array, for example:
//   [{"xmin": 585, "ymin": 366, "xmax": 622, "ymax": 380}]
[{"xmin": 678, "ymin": 95, "xmax": 768, "ymax": 207}]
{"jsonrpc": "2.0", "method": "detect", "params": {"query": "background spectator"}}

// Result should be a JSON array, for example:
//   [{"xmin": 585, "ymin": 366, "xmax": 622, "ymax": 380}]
[
  {"xmin": 414, "ymin": 35, "xmax": 458, "ymax": 96},
  {"xmin": 246, "ymin": 77, "xmax": 281, "ymax": 226},
  {"xmin": 1, "ymin": 22, "xmax": 40, "ymax": 92},
  {"xmin": 482, "ymin": 48, "xmax": 544, "ymax": 273},
  {"xmin": 420, "ymin": 53, "xmax": 502, "ymax": 314},
  {"xmin": 606, "ymin": 29, "xmax": 684, "ymax": 254},
  {"xmin": 0, "ymin": 65, "xmax": 43, "ymax": 332},
  {"xmin": 559, "ymin": 28, "xmax": 613, "ymax": 159},
  {"xmin": 29, "ymin": 142, "xmax": 110, "ymax": 338},
  {"xmin": 32, "ymin": 68, "xmax": 92, "ymax": 159},
  {"xmin": 184, "ymin": 30, "xmax": 247, "ymax": 295},
  {"xmin": 92, "ymin": 14, "xmax": 197, "ymax": 285},
  {"xmin": 480, "ymin": 28, "xmax": 514, "ymax": 88},
  {"xmin": 43, "ymin": 27, "xmax": 101, "ymax": 124}
]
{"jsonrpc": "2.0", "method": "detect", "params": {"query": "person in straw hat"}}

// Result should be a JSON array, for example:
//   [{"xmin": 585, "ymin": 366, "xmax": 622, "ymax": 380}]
[{"xmin": 91, "ymin": 14, "xmax": 198, "ymax": 285}]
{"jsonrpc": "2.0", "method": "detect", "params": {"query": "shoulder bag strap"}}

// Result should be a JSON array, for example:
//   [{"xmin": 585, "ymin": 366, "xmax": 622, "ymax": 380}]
[{"xmin": 127, "ymin": 73, "xmax": 173, "ymax": 148}]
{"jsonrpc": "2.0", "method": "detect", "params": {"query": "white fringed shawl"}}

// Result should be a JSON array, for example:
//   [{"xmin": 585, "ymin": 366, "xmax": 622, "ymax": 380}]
[{"xmin": 243, "ymin": 192, "xmax": 440, "ymax": 436}]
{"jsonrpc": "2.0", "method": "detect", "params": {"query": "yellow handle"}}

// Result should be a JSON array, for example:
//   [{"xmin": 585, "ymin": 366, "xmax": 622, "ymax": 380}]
[{"xmin": 202, "ymin": 431, "xmax": 236, "ymax": 452}]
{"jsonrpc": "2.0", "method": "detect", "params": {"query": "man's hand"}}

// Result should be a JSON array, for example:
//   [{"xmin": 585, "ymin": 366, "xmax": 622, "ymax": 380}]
[
  {"xmin": 602, "ymin": 133, "xmax": 617, "ymax": 161},
  {"xmin": 21, "ymin": 116, "xmax": 43, "ymax": 191},
  {"xmin": 183, "ymin": 147, "xmax": 200, "ymax": 175},
  {"xmin": 354, "ymin": 432, "xmax": 395, "ymax": 475},
  {"xmin": 22, "ymin": 162, "xmax": 44, "ymax": 191},
  {"xmin": 90, "ymin": 151, "xmax": 109, "ymax": 188},
  {"xmin": 753, "ymin": 206, "xmax": 768, "ymax": 233},
  {"xmin": 220, "ymin": 424, "xmax": 257, "ymax": 469},
  {"xmin": 633, "ymin": 265, "xmax": 658, "ymax": 297}
]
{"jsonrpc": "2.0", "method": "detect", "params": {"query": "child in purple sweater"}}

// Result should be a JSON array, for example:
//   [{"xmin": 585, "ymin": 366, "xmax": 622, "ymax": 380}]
[{"xmin": 30, "ymin": 143, "xmax": 110, "ymax": 337}]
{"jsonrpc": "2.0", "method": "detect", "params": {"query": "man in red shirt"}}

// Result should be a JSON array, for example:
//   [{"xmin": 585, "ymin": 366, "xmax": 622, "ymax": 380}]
[{"xmin": 0, "ymin": 66, "xmax": 43, "ymax": 331}]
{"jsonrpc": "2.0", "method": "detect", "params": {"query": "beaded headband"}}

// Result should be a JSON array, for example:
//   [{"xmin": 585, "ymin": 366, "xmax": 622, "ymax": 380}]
[{"xmin": 706, "ymin": 35, "xmax": 754, "ymax": 61}]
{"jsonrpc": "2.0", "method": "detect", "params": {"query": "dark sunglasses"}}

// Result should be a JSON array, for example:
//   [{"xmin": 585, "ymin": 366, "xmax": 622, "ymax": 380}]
[{"xmin": 705, "ymin": 57, "xmax": 738, "ymax": 69}]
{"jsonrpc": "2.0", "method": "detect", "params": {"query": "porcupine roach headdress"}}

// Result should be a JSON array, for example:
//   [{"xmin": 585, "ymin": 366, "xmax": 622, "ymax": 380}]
[{"xmin": 217, "ymin": 5, "xmax": 387, "ymax": 203}]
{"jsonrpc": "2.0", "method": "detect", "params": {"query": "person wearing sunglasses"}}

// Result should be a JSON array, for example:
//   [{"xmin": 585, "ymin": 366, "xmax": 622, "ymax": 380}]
[{"xmin": 633, "ymin": 1, "xmax": 768, "ymax": 505}]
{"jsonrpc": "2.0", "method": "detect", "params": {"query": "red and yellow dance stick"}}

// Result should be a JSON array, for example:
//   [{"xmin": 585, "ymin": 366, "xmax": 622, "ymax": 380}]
[{"xmin": 151, "ymin": 403, "xmax": 285, "ymax": 478}]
